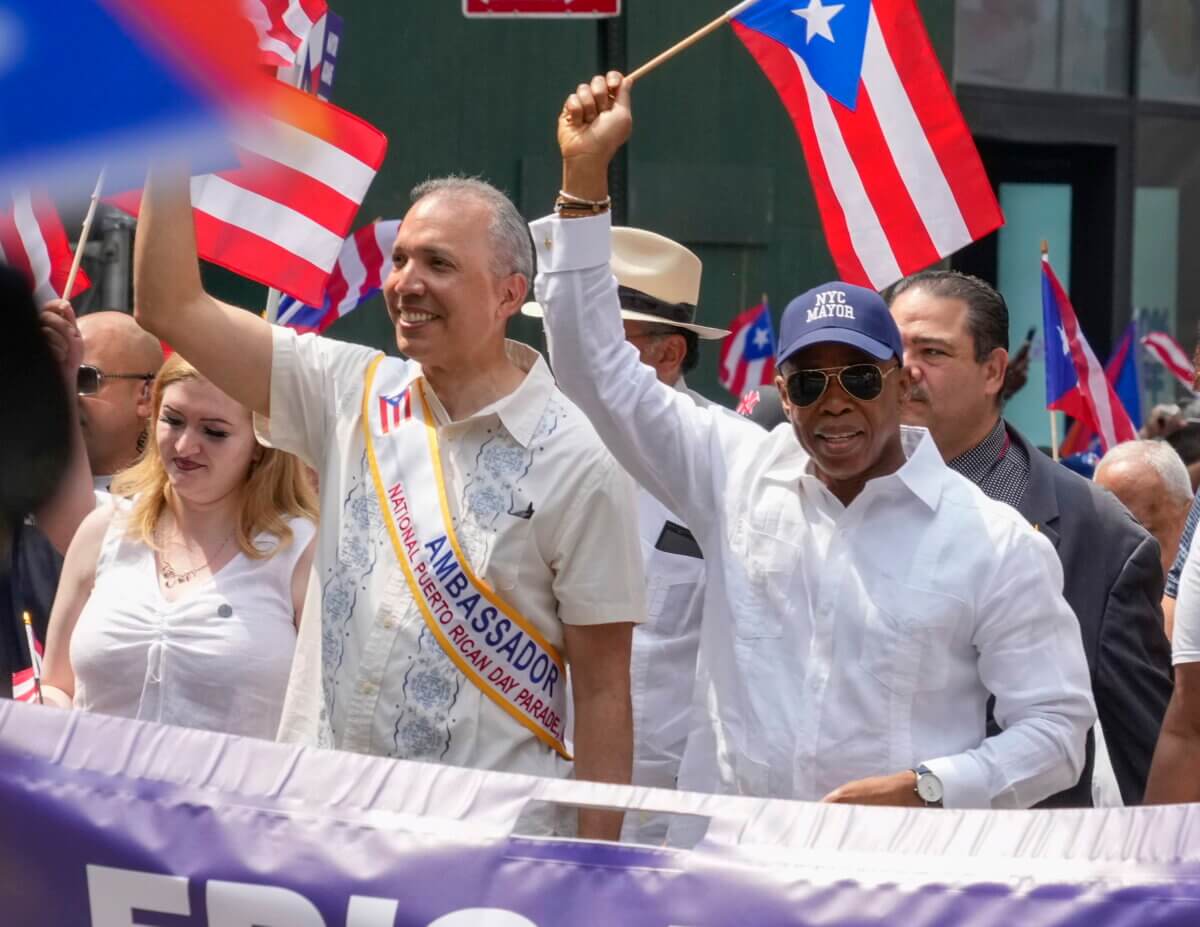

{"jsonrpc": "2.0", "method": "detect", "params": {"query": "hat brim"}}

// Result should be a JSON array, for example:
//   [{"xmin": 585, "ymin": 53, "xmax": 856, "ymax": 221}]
[
  {"xmin": 521, "ymin": 302, "xmax": 730, "ymax": 340},
  {"xmin": 777, "ymin": 328, "xmax": 897, "ymax": 366}
]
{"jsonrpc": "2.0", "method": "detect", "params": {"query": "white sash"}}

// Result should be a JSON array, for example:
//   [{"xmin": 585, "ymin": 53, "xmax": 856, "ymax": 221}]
[{"xmin": 362, "ymin": 355, "xmax": 569, "ymax": 758}]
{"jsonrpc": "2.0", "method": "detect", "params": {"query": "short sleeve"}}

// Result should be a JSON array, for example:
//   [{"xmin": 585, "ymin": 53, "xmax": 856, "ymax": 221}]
[
  {"xmin": 1173, "ymin": 516, "xmax": 1200, "ymax": 665},
  {"xmin": 550, "ymin": 454, "xmax": 646, "ymax": 627},
  {"xmin": 254, "ymin": 326, "xmax": 379, "ymax": 469},
  {"xmin": 1166, "ymin": 491, "xmax": 1200, "ymax": 599}
]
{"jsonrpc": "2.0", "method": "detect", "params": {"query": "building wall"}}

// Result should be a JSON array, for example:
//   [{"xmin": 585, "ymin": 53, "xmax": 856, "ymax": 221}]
[{"xmin": 208, "ymin": 0, "xmax": 955, "ymax": 404}]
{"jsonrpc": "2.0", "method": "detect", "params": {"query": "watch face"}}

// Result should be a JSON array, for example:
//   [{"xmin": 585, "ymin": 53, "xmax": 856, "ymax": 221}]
[{"xmin": 917, "ymin": 774, "xmax": 943, "ymax": 803}]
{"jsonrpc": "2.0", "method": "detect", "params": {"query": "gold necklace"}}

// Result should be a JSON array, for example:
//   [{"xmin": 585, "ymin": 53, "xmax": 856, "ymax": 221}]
[{"xmin": 159, "ymin": 530, "xmax": 235, "ymax": 589}]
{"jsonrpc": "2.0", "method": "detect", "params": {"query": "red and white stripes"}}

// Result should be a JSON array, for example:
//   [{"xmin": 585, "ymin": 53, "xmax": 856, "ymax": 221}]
[
  {"xmin": 0, "ymin": 192, "xmax": 90, "ymax": 304},
  {"xmin": 733, "ymin": 0, "xmax": 1003, "ymax": 290},
  {"xmin": 1142, "ymin": 331, "xmax": 1196, "ymax": 392},
  {"xmin": 243, "ymin": 0, "xmax": 328, "ymax": 68}
]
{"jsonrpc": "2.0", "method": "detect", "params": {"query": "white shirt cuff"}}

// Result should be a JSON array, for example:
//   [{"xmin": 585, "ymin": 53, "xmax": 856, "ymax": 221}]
[
  {"xmin": 531, "ymin": 212, "xmax": 612, "ymax": 275},
  {"xmin": 922, "ymin": 754, "xmax": 991, "ymax": 809}
]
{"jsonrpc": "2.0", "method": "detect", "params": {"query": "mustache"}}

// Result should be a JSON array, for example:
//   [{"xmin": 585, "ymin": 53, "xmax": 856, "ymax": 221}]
[{"xmin": 905, "ymin": 384, "xmax": 931, "ymax": 403}]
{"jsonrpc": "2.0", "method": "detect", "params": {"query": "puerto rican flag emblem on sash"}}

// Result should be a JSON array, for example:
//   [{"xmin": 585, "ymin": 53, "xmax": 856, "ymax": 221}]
[{"xmin": 379, "ymin": 388, "xmax": 411, "ymax": 434}]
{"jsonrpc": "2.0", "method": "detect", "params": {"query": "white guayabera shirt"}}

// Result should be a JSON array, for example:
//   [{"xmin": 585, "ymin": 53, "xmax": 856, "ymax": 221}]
[{"xmin": 533, "ymin": 211, "xmax": 1096, "ymax": 811}]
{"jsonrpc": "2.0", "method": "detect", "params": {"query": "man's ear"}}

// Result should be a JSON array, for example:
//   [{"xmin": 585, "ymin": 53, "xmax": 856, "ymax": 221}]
[
  {"xmin": 983, "ymin": 346, "xmax": 1008, "ymax": 402},
  {"xmin": 497, "ymin": 272, "xmax": 529, "ymax": 321},
  {"xmin": 135, "ymin": 380, "xmax": 154, "ymax": 418}
]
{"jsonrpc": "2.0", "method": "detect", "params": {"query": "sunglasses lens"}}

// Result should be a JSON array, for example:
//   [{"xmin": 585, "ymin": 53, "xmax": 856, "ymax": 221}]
[
  {"xmin": 788, "ymin": 372, "xmax": 830, "ymax": 407},
  {"xmin": 840, "ymin": 365, "xmax": 884, "ymax": 401},
  {"xmin": 76, "ymin": 366, "xmax": 99, "ymax": 395}
]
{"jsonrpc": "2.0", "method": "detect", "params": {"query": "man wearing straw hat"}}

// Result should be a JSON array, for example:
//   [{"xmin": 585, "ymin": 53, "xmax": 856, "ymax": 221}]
[
  {"xmin": 535, "ymin": 71, "xmax": 1095, "ymax": 818},
  {"xmin": 527, "ymin": 229, "xmax": 734, "ymax": 842}
]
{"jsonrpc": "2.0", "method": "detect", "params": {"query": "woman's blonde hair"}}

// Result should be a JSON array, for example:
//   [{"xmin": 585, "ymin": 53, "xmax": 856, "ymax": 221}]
[{"xmin": 111, "ymin": 354, "xmax": 318, "ymax": 558}]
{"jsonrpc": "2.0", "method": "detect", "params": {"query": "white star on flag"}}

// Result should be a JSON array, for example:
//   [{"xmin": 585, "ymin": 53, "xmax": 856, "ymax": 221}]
[
  {"xmin": 1058, "ymin": 325, "xmax": 1070, "ymax": 355},
  {"xmin": 753, "ymin": 326, "xmax": 771, "ymax": 348},
  {"xmin": 792, "ymin": 0, "xmax": 844, "ymax": 44}
]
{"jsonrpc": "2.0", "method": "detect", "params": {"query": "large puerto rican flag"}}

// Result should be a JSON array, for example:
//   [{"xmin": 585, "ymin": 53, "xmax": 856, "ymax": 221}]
[
  {"xmin": 1042, "ymin": 255, "xmax": 1137, "ymax": 452},
  {"xmin": 731, "ymin": 0, "xmax": 1003, "ymax": 289},
  {"xmin": 111, "ymin": 82, "xmax": 388, "ymax": 307},
  {"xmin": 720, "ymin": 301, "xmax": 778, "ymax": 397},
  {"xmin": 276, "ymin": 220, "xmax": 401, "ymax": 332}
]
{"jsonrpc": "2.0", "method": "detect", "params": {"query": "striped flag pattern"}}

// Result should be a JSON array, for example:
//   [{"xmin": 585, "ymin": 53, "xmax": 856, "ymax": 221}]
[
  {"xmin": 0, "ymin": 192, "xmax": 91, "ymax": 304},
  {"xmin": 12, "ymin": 631, "xmax": 43, "ymax": 704},
  {"xmin": 244, "ymin": 0, "xmax": 328, "ymax": 68},
  {"xmin": 1142, "ymin": 331, "xmax": 1197, "ymax": 392},
  {"xmin": 276, "ymin": 220, "xmax": 400, "ymax": 332},
  {"xmin": 732, "ymin": 0, "xmax": 1003, "ymax": 290},
  {"xmin": 274, "ymin": 9, "xmax": 343, "ymax": 100},
  {"xmin": 112, "ymin": 82, "xmax": 388, "ymax": 306}
]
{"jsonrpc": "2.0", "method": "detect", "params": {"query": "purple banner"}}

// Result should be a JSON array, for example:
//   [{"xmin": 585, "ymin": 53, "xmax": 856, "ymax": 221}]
[{"xmin": 1, "ymin": 701, "xmax": 1198, "ymax": 925}]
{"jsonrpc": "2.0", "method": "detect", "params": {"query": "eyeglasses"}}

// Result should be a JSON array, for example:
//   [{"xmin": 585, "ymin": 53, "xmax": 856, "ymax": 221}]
[
  {"xmin": 76, "ymin": 365, "xmax": 155, "ymax": 397},
  {"xmin": 784, "ymin": 363, "xmax": 898, "ymax": 408}
]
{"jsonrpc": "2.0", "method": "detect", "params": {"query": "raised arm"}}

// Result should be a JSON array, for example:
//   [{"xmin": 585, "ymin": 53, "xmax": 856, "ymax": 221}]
[
  {"xmin": 34, "ymin": 300, "xmax": 95, "ymax": 553},
  {"xmin": 133, "ymin": 168, "xmax": 273, "ymax": 417},
  {"xmin": 536, "ymin": 73, "xmax": 741, "ymax": 525}
]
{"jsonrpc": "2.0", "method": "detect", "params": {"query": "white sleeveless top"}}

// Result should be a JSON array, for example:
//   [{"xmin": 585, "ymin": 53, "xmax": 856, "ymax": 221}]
[{"xmin": 71, "ymin": 502, "xmax": 316, "ymax": 740}]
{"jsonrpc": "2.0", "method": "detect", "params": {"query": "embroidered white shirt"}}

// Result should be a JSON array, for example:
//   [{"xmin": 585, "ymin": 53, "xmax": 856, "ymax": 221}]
[
  {"xmin": 533, "ymin": 211, "xmax": 1096, "ymax": 810},
  {"xmin": 259, "ymin": 329, "xmax": 644, "ymax": 783}
]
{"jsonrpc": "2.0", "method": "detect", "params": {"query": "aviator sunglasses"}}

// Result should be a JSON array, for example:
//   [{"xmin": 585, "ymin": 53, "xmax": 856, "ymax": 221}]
[
  {"xmin": 784, "ymin": 362, "xmax": 899, "ymax": 407},
  {"xmin": 76, "ymin": 365, "xmax": 155, "ymax": 397}
]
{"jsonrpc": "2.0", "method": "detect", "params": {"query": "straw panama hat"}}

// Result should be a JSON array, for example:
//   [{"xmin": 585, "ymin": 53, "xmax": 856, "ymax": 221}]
[{"xmin": 522, "ymin": 227, "xmax": 731, "ymax": 340}]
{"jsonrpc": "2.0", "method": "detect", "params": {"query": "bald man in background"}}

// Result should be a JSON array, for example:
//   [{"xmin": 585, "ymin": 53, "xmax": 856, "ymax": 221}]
[{"xmin": 1096, "ymin": 440, "xmax": 1194, "ymax": 639}]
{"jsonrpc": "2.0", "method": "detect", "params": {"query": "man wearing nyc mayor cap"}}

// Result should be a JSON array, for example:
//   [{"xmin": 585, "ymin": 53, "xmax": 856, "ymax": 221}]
[
  {"xmin": 534, "ymin": 71, "xmax": 1095, "ymax": 814},
  {"xmin": 527, "ymin": 228, "xmax": 743, "ymax": 842}
]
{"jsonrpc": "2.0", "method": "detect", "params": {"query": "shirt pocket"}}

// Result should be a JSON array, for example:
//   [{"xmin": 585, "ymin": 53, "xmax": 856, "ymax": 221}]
[
  {"xmin": 644, "ymin": 548, "xmax": 705, "ymax": 638},
  {"xmin": 734, "ymin": 528, "xmax": 800, "ymax": 640},
  {"xmin": 858, "ymin": 584, "xmax": 962, "ymax": 696}
]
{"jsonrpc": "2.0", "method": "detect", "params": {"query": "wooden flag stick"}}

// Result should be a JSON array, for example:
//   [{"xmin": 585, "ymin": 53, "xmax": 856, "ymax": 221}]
[
  {"xmin": 627, "ymin": 0, "xmax": 760, "ymax": 82},
  {"xmin": 64, "ymin": 168, "xmax": 106, "ymax": 299}
]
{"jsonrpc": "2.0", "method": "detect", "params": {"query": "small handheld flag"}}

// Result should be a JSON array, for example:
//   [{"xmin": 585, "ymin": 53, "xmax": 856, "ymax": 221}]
[
  {"xmin": 720, "ymin": 301, "xmax": 777, "ymax": 398},
  {"xmin": 0, "ymin": 192, "xmax": 91, "ymax": 304},
  {"xmin": 1059, "ymin": 322, "xmax": 1142, "ymax": 458},
  {"xmin": 14, "ymin": 612, "xmax": 44, "ymax": 705},
  {"xmin": 1041, "ymin": 250, "xmax": 1136, "ymax": 454},
  {"xmin": 1142, "ymin": 331, "xmax": 1197, "ymax": 394}
]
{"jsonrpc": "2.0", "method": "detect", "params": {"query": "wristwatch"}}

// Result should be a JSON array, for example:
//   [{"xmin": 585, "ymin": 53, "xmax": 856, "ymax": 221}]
[{"xmin": 912, "ymin": 765, "xmax": 944, "ymax": 807}]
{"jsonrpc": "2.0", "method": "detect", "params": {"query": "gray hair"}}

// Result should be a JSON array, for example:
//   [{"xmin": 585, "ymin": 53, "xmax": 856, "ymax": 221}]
[
  {"xmin": 1098, "ymin": 439, "xmax": 1193, "ymax": 505},
  {"xmin": 410, "ymin": 176, "xmax": 534, "ymax": 284}
]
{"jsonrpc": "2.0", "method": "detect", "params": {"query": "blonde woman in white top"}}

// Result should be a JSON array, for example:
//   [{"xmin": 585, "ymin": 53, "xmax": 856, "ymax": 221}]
[{"xmin": 41, "ymin": 353, "xmax": 318, "ymax": 740}]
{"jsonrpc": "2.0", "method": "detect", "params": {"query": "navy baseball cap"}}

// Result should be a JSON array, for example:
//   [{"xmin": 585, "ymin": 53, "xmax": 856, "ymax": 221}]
[{"xmin": 776, "ymin": 282, "xmax": 903, "ymax": 366}]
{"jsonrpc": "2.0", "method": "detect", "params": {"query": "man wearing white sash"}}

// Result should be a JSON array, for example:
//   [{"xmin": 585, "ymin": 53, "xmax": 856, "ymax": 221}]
[{"xmin": 133, "ymin": 171, "xmax": 645, "ymax": 840}]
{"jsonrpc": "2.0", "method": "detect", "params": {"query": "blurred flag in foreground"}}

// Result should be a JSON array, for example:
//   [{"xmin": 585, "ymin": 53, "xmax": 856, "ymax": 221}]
[
  {"xmin": 1142, "ymin": 330, "xmax": 1197, "ymax": 393},
  {"xmin": 276, "ymin": 220, "xmax": 400, "ymax": 333},
  {"xmin": 0, "ymin": 0, "xmax": 271, "ymax": 199},
  {"xmin": 720, "ymin": 301, "xmax": 777, "ymax": 398},
  {"xmin": 1059, "ymin": 322, "xmax": 1141, "ymax": 457},
  {"xmin": 110, "ymin": 83, "xmax": 389, "ymax": 307},
  {"xmin": 0, "ymin": 193, "xmax": 90, "ymax": 304},
  {"xmin": 731, "ymin": 0, "xmax": 1003, "ymax": 289},
  {"xmin": 1042, "ymin": 254, "xmax": 1136, "ymax": 453}
]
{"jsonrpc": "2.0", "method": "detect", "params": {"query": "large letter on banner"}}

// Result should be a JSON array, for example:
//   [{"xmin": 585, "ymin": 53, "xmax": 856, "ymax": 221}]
[
  {"xmin": 2, "ymin": 704, "xmax": 1200, "ymax": 925},
  {"xmin": 362, "ymin": 355, "xmax": 569, "ymax": 757}
]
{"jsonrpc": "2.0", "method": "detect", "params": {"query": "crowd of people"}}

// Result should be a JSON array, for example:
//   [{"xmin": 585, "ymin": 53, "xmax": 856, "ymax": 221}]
[{"xmin": 3, "ymin": 73, "xmax": 1199, "ymax": 843}]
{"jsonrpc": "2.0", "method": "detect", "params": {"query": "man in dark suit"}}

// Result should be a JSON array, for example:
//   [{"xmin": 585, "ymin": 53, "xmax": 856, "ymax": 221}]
[{"xmin": 888, "ymin": 270, "xmax": 1173, "ymax": 806}]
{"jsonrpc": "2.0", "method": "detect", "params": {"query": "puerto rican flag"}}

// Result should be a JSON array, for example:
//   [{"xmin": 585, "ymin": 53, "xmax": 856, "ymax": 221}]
[
  {"xmin": 111, "ymin": 82, "xmax": 388, "ymax": 307},
  {"xmin": 1142, "ymin": 330, "xmax": 1197, "ymax": 393},
  {"xmin": 276, "ymin": 220, "xmax": 400, "ymax": 332},
  {"xmin": 731, "ymin": 0, "xmax": 1003, "ymax": 289},
  {"xmin": 380, "ymin": 388, "xmax": 412, "ymax": 435},
  {"xmin": 244, "ymin": 0, "xmax": 328, "ymax": 69},
  {"xmin": 0, "ymin": 192, "xmax": 91, "ymax": 304},
  {"xmin": 11, "ymin": 631, "xmax": 44, "ymax": 705},
  {"xmin": 720, "ymin": 301, "xmax": 777, "ymax": 398},
  {"xmin": 1042, "ymin": 255, "xmax": 1136, "ymax": 452}
]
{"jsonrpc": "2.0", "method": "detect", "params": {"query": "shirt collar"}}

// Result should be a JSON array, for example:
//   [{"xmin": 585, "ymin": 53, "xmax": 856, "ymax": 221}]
[
  {"xmin": 946, "ymin": 418, "xmax": 1007, "ymax": 484},
  {"xmin": 425, "ymin": 341, "xmax": 554, "ymax": 449}
]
